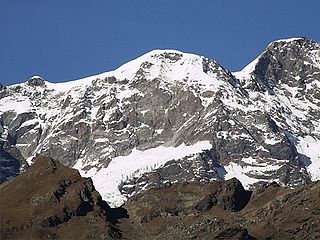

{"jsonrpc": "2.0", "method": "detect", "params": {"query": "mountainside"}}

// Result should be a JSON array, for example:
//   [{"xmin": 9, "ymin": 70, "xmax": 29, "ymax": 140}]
[
  {"xmin": 121, "ymin": 178, "xmax": 320, "ymax": 240},
  {"xmin": 0, "ymin": 37, "xmax": 319, "ymax": 207},
  {"xmin": 1, "ymin": 157, "xmax": 319, "ymax": 239},
  {"xmin": 0, "ymin": 156, "xmax": 124, "ymax": 239}
]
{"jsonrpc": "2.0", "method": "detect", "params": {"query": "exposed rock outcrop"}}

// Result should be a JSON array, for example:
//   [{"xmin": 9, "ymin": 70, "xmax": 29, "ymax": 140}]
[
  {"xmin": 119, "ymin": 179, "xmax": 320, "ymax": 240},
  {"xmin": 0, "ymin": 156, "xmax": 126, "ymax": 240}
]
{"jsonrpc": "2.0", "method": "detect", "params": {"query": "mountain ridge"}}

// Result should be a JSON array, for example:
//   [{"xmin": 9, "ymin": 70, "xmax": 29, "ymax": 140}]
[{"xmin": 0, "ymin": 37, "xmax": 319, "ymax": 207}]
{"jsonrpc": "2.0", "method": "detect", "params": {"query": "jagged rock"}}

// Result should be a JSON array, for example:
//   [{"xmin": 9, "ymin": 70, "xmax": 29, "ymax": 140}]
[
  {"xmin": 120, "ymin": 151, "xmax": 222, "ymax": 198},
  {"xmin": 118, "ymin": 180, "xmax": 320, "ymax": 240},
  {"xmin": 0, "ymin": 156, "xmax": 126, "ymax": 239},
  {"xmin": 0, "ymin": 83, "xmax": 5, "ymax": 95},
  {"xmin": 26, "ymin": 76, "xmax": 46, "ymax": 87},
  {"xmin": 124, "ymin": 178, "xmax": 252, "ymax": 224},
  {"xmin": 0, "ymin": 148, "xmax": 20, "ymax": 183}
]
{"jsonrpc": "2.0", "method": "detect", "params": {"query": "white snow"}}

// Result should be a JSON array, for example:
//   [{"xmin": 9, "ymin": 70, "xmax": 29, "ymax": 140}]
[
  {"xmin": 0, "ymin": 96, "xmax": 31, "ymax": 114},
  {"xmin": 241, "ymin": 157, "xmax": 258, "ymax": 165},
  {"xmin": 30, "ymin": 75, "xmax": 43, "ymax": 79},
  {"xmin": 295, "ymin": 136, "xmax": 320, "ymax": 181},
  {"xmin": 45, "ymin": 77, "xmax": 93, "ymax": 92},
  {"xmin": 274, "ymin": 37, "xmax": 304, "ymax": 43},
  {"xmin": 90, "ymin": 141, "xmax": 212, "ymax": 207},
  {"xmin": 222, "ymin": 159, "xmax": 282, "ymax": 189},
  {"xmin": 116, "ymin": 88, "xmax": 139, "ymax": 103},
  {"xmin": 233, "ymin": 54, "xmax": 260, "ymax": 80},
  {"xmin": 94, "ymin": 138, "xmax": 109, "ymax": 143},
  {"xmin": 112, "ymin": 49, "xmax": 204, "ymax": 81},
  {"xmin": 223, "ymin": 162, "xmax": 261, "ymax": 188},
  {"xmin": 264, "ymin": 137, "xmax": 282, "ymax": 145},
  {"xmin": 19, "ymin": 119, "xmax": 39, "ymax": 128},
  {"xmin": 155, "ymin": 129, "xmax": 164, "ymax": 134}
]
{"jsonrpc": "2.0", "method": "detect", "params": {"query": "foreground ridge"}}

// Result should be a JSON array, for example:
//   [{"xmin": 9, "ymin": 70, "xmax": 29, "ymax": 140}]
[
  {"xmin": 1, "ymin": 158, "xmax": 319, "ymax": 239},
  {"xmin": 0, "ymin": 156, "xmax": 125, "ymax": 239}
]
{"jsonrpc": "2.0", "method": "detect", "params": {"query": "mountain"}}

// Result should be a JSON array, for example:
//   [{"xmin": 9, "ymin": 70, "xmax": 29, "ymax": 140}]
[
  {"xmin": 234, "ymin": 37, "xmax": 320, "ymax": 180},
  {"xmin": 1, "ymin": 156, "xmax": 319, "ymax": 239},
  {"xmin": 0, "ymin": 38, "xmax": 319, "ymax": 207},
  {"xmin": 0, "ymin": 156, "xmax": 125, "ymax": 239}
]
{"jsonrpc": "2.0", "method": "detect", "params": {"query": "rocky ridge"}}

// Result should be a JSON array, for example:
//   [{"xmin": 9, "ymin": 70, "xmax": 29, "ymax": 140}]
[
  {"xmin": 120, "ymin": 178, "xmax": 320, "ymax": 240},
  {"xmin": 2, "ymin": 157, "xmax": 319, "ymax": 239},
  {"xmin": 0, "ymin": 38, "xmax": 319, "ymax": 207},
  {"xmin": 0, "ymin": 156, "xmax": 124, "ymax": 239}
]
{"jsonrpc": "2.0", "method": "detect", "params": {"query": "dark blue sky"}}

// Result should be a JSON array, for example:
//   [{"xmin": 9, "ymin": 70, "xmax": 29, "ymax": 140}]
[{"xmin": 1, "ymin": 1, "xmax": 319, "ymax": 85}]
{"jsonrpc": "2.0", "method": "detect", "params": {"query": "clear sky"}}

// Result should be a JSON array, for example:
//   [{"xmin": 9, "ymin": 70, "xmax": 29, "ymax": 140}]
[{"xmin": 1, "ymin": 0, "xmax": 319, "ymax": 85}]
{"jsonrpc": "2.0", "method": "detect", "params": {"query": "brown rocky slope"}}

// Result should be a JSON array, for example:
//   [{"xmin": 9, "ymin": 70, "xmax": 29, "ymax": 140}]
[
  {"xmin": 0, "ymin": 156, "xmax": 126, "ymax": 240},
  {"xmin": 119, "ymin": 179, "xmax": 320, "ymax": 239},
  {"xmin": 1, "ymin": 156, "xmax": 319, "ymax": 239}
]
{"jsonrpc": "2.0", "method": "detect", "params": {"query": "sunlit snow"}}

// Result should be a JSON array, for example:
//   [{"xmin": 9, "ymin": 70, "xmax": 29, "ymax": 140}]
[
  {"xmin": 0, "ymin": 97, "xmax": 31, "ymax": 114},
  {"xmin": 295, "ymin": 136, "xmax": 320, "ymax": 181},
  {"xmin": 85, "ymin": 141, "xmax": 212, "ymax": 207}
]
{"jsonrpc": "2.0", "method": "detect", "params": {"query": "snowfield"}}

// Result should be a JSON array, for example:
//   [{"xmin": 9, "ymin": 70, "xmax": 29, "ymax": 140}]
[{"xmin": 74, "ymin": 141, "xmax": 213, "ymax": 207}]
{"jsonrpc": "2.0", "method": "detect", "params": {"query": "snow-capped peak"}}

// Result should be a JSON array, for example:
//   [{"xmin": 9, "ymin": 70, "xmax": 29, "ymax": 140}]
[
  {"xmin": 112, "ymin": 49, "xmax": 212, "ymax": 81},
  {"xmin": 234, "ymin": 37, "xmax": 319, "ymax": 80},
  {"xmin": 12, "ymin": 49, "xmax": 220, "ymax": 93},
  {"xmin": 29, "ymin": 75, "xmax": 44, "ymax": 80},
  {"xmin": 273, "ymin": 37, "xmax": 305, "ymax": 44},
  {"xmin": 26, "ymin": 75, "xmax": 46, "ymax": 87}
]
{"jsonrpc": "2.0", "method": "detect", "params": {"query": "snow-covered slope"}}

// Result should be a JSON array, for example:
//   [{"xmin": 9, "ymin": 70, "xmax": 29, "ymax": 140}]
[
  {"xmin": 233, "ymin": 37, "xmax": 320, "ymax": 182},
  {"xmin": 90, "ymin": 141, "xmax": 211, "ymax": 207},
  {"xmin": 1, "ymin": 38, "xmax": 319, "ymax": 207}
]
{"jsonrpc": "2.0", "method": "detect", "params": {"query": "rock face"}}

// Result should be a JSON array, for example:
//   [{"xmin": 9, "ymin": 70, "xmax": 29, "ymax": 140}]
[
  {"xmin": 0, "ymin": 148, "xmax": 20, "ymax": 183},
  {"xmin": 125, "ymin": 178, "xmax": 252, "ymax": 224},
  {"xmin": 0, "ymin": 156, "xmax": 125, "ymax": 240},
  {"xmin": 120, "ymin": 151, "xmax": 223, "ymax": 199},
  {"xmin": 119, "ymin": 179, "xmax": 320, "ymax": 240},
  {"xmin": 0, "ymin": 38, "xmax": 319, "ymax": 206},
  {"xmin": 26, "ymin": 76, "xmax": 47, "ymax": 87}
]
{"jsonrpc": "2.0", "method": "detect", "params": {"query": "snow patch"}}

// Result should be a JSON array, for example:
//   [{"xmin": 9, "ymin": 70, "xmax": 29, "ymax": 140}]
[
  {"xmin": 222, "ymin": 157, "xmax": 284, "ymax": 189},
  {"xmin": 155, "ymin": 129, "xmax": 164, "ymax": 134},
  {"xmin": 295, "ymin": 136, "xmax": 320, "ymax": 181},
  {"xmin": 273, "ymin": 37, "xmax": 304, "ymax": 43},
  {"xmin": 30, "ymin": 75, "xmax": 43, "ymax": 80},
  {"xmin": 0, "ymin": 96, "xmax": 32, "ymax": 114},
  {"xmin": 223, "ymin": 162, "xmax": 261, "ymax": 188},
  {"xmin": 233, "ymin": 55, "xmax": 259, "ymax": 79},
  {"xmin": 90, "ymin": 141, "xmax": 212, "ymax": 207}
]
